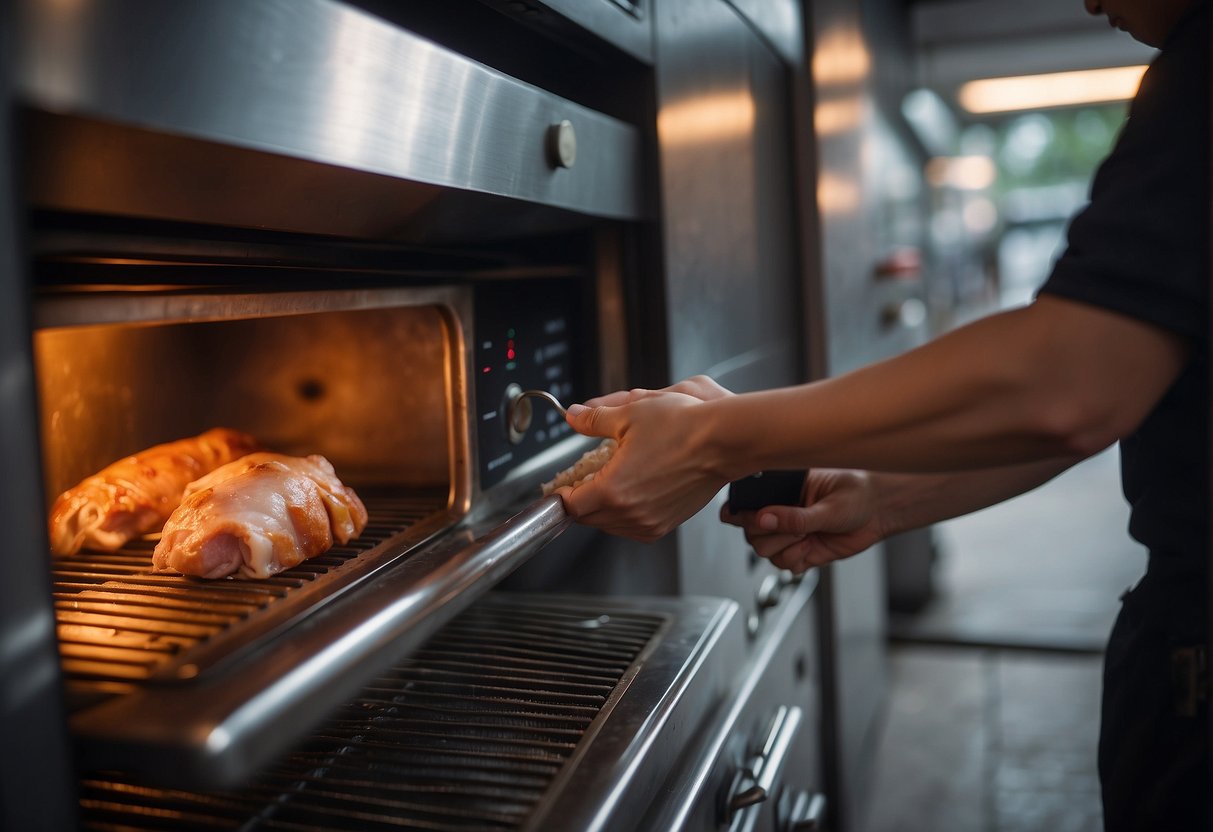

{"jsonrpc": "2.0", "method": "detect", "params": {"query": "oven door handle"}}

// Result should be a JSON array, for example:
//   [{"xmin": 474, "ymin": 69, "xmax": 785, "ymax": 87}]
[{"xmin": 725, "ymin": 704, "xmax": 804, "ymax": 829}]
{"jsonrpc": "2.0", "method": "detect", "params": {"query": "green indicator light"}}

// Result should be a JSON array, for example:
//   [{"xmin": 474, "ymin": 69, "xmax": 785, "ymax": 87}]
[
  {"xmin": 506, "ymin": 361, "xmax": 517, "ymax": 370},
  {"xmin": 507, "ymin": 328, "xmax": 516, "ymax": 338}
]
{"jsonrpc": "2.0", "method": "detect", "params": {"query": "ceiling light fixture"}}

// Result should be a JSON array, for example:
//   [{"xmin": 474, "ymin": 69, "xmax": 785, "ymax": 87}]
[{"xmin": 958, "ymin": 65, "xmax": 1148, "ymax": 114}]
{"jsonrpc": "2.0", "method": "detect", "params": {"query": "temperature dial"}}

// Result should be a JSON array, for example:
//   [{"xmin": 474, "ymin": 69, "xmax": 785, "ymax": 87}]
[{"xmin": 503, "ymin": 383, "xmax": 530, "ymax": 445}]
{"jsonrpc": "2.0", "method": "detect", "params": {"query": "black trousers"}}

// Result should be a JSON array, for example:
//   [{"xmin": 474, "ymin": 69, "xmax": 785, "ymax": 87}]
[{"xmin": 1099, "ymin": 570, "xmax": 1210, "ymax": 832}]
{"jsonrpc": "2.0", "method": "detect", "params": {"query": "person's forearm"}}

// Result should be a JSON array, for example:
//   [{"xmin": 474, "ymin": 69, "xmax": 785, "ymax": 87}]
[
  {"xmin": 697, "ymin": 297, "xmax": 1186, "ymax": 479},
  {"xmin": 871, "ymin": 457, "xmax": 1079, "ymax": 537}
]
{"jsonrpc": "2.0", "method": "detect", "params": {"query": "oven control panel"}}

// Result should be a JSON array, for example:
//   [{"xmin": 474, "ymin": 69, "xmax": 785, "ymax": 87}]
[{"xmin": 474, "ymin": 280, "xmax": 588, "ymax": 489}]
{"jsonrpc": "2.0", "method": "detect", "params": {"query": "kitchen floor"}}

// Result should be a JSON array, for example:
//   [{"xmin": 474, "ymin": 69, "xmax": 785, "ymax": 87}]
[
  {"xmin": 862, "ymin": 448, "xmax": 1146, "ymax": 832},
  {"xmin": 862, "ymin": 645, "xmax": 1104, "ymax": 832}
]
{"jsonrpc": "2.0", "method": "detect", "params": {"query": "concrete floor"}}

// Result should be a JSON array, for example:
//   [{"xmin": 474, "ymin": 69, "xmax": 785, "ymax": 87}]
[
  {"xmin": 863, "ymin": 646, "xmax": 1104, "ymax": 832},
  {"xmin": 863, "ymin": 448, "xmax": 1145, "ymax": 832},
  {"xmin": 890, "ymin": 448, "xmax": 1147, "ymax": 652}
]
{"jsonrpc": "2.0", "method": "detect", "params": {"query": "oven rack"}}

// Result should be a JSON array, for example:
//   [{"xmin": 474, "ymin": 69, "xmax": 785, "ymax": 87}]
[
  {"xmin": 52, "ymin": 488, "xmax": 454, "ymax": 704},
  {"xmin": 76, "ymin": 594, "xmax": 741, "ymax": 831},
  {"xmin": 67, "ymin": 495, "xmax": 577, "ymax": 789}
]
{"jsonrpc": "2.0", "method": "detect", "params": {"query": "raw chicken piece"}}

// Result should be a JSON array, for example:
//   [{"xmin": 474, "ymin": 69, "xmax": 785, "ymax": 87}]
[
  {"xmin": 153, "ymin": 453, "xmax": 368, "ymax": 579},
  {"xmin": 48, "ymin": 428, "xmax": 260, "ymax": 555}
]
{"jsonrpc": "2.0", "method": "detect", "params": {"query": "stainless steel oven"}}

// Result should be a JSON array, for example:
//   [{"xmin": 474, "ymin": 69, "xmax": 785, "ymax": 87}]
[{"xmin": 1, "ymin": 0, "xmax": 826, "ymax": 829}]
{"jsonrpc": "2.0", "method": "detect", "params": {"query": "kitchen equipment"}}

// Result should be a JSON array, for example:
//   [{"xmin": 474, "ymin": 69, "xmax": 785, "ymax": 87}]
[{"xmin": 2, "ymin": 0, "xmax": 827, "ymax": 828}]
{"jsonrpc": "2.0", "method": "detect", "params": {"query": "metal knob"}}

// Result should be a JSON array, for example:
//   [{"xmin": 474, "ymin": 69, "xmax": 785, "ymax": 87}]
[
  {"xmin": 503, "ymin": 383, "xmax": 528, "ymax": 445},
  {"xmin": 880, "ymin": 297, "xmax": 927, "ymax": 330},
  {"xmin": 547, "ymin": 120, "xmax": 577, "ymax": 169},
  {"xmin": 756, "ymin": 573, "xmax": 782, "ymax": 609},
  {"xmin": 504, "ymin": 386, "xmax": 568, "ymax": 444},
  {"xmin": 723, "ymin": 706, "xmax": 804, "ymax": 826},
  {"xmin": 729, "ymin": 782, "xmax": 767, "ymax": 813},
  {"xmin": 725, "ymin": 763, "xmax": 766, "ymax": 817}
]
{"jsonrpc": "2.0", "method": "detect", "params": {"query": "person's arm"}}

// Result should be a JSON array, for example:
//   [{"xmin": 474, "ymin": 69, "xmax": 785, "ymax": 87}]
[
  {"xmin": 558, "ymin": 295, "xmax": 1188, "ymax": 541},
  {"xmin": 720, "ymin": 458, "xmax": 1077, "ymax": 572}
]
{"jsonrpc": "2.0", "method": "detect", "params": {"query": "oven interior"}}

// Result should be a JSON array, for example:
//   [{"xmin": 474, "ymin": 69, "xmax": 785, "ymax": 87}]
[{"xmin": 38, "ymin": 302, "xmax": 459, "ymax": 702}]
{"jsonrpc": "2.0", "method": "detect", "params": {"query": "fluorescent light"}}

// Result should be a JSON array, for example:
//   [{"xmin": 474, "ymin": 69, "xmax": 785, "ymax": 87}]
[{"xmin": 958, "ymin": 65, "xmax": 1148, "ymax": 114}]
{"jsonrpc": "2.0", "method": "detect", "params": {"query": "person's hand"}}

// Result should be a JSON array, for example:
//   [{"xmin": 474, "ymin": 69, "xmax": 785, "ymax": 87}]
[
  {"xmin": 555, "ymin": 376, "xmax": 733, "ymax": 541},
  {"xmin": 720, "ymin": 469, "xmax": 888, "ymax": 572},
  {"xmin": 583, "ymin": 375, "xmax": 733, "ymax": 407}
]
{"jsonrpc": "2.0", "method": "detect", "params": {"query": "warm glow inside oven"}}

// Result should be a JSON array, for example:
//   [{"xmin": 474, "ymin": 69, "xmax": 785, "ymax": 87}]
[{"xmin": 34, "ymin": 299, "xmax": 469, "ymax": 700}]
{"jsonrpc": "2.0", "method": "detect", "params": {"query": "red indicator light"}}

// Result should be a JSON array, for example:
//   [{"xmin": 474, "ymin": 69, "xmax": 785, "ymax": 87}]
[
  {"xmin": 507, "ymin": 348, "xmax": 516, "ymax": 360},
  {"xmin": 482, "ymin": 366, "xmax": 491, "ymax": 374}
]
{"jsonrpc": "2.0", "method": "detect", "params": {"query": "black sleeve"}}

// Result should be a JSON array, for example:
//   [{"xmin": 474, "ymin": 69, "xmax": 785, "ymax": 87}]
[{"xmin": 1038, "ymin": 8, "xmax": 1210, "ymax": 345}]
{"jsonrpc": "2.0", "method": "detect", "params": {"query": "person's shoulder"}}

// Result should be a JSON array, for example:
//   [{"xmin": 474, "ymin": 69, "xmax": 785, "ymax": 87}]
[
  {"xmin": 1157, "ymin": 1, "xmax": 1209, "ymax": 72},
  {"xmin": 1129, "ymin": 6, "xmax": 1208, "ymax": 125}
]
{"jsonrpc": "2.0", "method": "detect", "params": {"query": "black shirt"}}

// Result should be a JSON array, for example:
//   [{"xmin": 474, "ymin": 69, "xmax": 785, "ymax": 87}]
[{"xmin": 1038, "ymin": 1, "xmax": 1210, "ymax": 574}]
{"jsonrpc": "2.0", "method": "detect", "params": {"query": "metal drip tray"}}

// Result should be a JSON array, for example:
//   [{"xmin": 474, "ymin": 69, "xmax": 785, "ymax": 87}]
[
  {"xmin": 78, "ymin": 593, "xmax": 743, "ymax": 831},
  {"xmin": 52, "ymin": 489, "xmax": 454, "ymax": 701}
]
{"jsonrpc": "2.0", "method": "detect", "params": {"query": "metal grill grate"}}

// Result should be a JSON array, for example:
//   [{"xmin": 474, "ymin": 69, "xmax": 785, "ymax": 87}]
[
  {"xmin": 53, "ymin": 489, "xmax": 450, "ymax": 698},
  {"xmin": 78, "ymin": 597, "xmax": 665, "ymax": 831}
]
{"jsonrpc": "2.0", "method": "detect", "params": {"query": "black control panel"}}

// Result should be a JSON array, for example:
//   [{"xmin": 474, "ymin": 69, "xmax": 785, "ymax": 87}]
[{"xmin": 474, "ymin": 280, "xmax": 589, "ymax": 489}]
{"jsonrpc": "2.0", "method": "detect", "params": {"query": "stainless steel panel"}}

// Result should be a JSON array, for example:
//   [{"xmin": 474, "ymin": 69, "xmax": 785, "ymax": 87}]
[
  {"xmin": 655, "ymin": 0, "xmax": 800, "ymax": 386},
  {"xmin": 725, "ymin": 0, "xmax": 805, "ymax": 65},
  {"xmin": 652, "ymin": 0, "xmax": 804, "ymax": 645},
  {"xmin": 642, "ymin": 577, "xmax": 822, "ymax": 830},
  {"xmin": 0, "ymin": 3, "xmax": 77, "ymax": 824},
  {"xmin": 811, "ymin": 4, "xmax": 928, "ymax": 376},
  {"xmin": 17, "ymin": 0, "xmax": 647, "ymax": 221}
]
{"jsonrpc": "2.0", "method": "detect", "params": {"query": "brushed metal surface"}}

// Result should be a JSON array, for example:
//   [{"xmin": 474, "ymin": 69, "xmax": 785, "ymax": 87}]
[
  {"xmin": 652, "ymin": 0, "xmax": 804, "ymax": 668},
  {"xmin": 655, "ymin": 0, "xmax": 800, "ymax": 388},
  {"xmin": 641, "ymin": 577, "xmax": 822, "ymax": 831},
  {"xmin": 17, "ymin": 0, "xmax": 646, "ymax": 221},
  {"xmin": 0, "ymin": 3, "xmax": 78, "ymax": 824},
  {"xmin": 725, "ymin": 0, "xmax": 805, "ymax": 64}
]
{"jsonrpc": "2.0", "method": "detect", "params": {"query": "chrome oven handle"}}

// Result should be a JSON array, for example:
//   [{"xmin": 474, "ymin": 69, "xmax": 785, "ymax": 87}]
[{"xmin": 725, "ymin": 704, "xmax": 804, "ymax": 828}]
